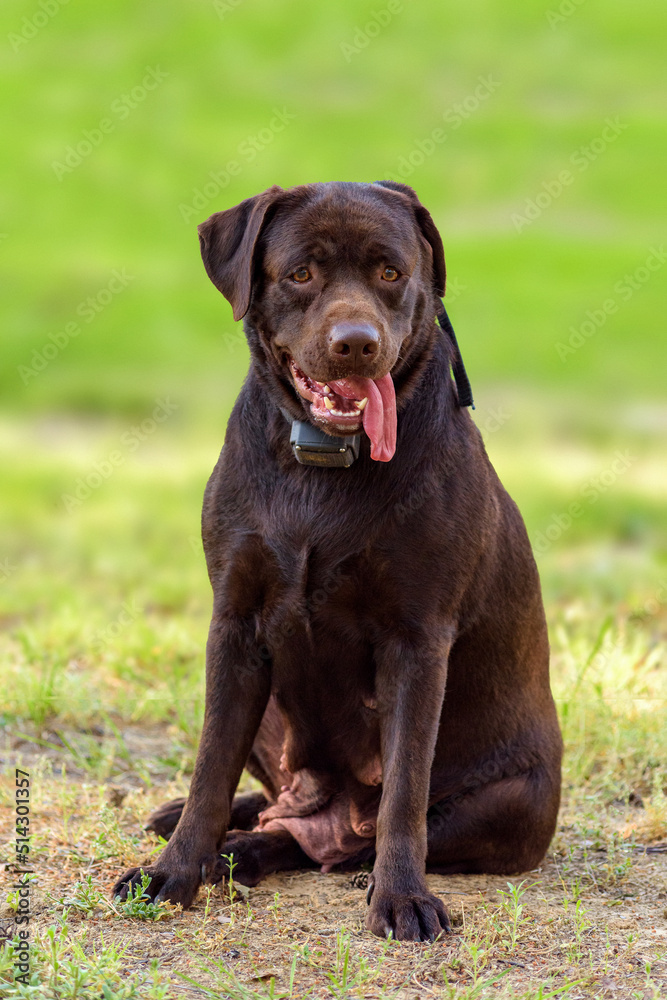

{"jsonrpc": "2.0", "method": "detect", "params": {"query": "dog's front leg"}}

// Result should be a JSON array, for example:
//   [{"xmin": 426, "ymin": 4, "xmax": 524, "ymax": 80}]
[
  {"xmin": 113, "ymin": 614, "xmax": 270, "ymax": 907},
  {"xmin": 366, "ymin": 632, "xmax": 452, "ymax": 941}
]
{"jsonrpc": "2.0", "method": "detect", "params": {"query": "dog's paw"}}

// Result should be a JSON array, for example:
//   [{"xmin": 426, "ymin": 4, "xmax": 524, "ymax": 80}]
[
  {"xmin": 365, "ymin": 873, "xmax": 451, "ymax": 941},
  {"xmin": 145, "ymin": 797, "xmax": 187, "ymax": 840},
  {"xmin": 112, "ymin": 860, "xmax": 202, "ymax": 909},
  {"xmin": 200, "ymin": 831, "xmax": 265, "ymax": 888}
]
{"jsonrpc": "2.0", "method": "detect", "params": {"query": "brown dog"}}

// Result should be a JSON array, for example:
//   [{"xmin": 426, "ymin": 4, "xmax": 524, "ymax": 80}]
[{"xmin": 114, "ymin": 181, "xmax": 562, "ymax": 941}]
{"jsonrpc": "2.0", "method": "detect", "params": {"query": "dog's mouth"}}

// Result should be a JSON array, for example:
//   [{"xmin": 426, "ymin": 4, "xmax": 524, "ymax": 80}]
[{"xmin": 288, "ymin": 360, "xmax": 397, "ymax": 462}]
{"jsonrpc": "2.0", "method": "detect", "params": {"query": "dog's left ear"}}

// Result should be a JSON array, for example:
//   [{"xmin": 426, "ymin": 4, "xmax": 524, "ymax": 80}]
[
  {"xmin": 198, "ymin": 185, "xmax": 284, "ymax": 320},
  {"xmin": 373, "ymin": 180, "xmax": 446, "ymax": 297}
]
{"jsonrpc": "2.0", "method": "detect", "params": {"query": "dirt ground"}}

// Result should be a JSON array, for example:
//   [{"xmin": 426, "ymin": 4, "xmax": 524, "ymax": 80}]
[{"xmin": 2, "ymin": 728, "xmax": 666, "ymax": 998}]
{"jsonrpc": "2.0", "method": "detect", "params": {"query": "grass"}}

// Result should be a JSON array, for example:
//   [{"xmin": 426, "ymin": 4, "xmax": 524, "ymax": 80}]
[{"xmin": 1, "ymin": 403, "xmax": 666, "ymax": 997}]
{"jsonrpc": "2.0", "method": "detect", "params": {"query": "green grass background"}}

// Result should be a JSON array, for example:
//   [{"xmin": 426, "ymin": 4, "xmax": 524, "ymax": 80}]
[
  {"xmin": 2, "ymin": 0, "xmax": 665, "ymax": 410},
  {"xmin": 1, "ymin": 0, "xmax": 666, "ymax": 738}
]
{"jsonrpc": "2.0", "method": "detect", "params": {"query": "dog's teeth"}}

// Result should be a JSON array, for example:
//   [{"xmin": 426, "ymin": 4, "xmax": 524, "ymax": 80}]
[
  {"xmin": 322, "ymin": 384, "xmax": 332, "ymax": 395},
  {"xmin": 324, "ymin": 397, "xmax": 335, "ymax": 410},
  {"xmin": 356, "ymin": 398, "xmax": 368, "ymax": 411},
  {"xmin": 315, "ymin": 381, "xmax": 325, "ymax": 387}
]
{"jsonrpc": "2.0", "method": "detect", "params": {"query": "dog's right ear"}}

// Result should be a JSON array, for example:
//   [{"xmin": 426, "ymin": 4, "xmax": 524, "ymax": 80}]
[{"xmin": 198, "ymin": 185, "xmax": 283, "ymax": 321}]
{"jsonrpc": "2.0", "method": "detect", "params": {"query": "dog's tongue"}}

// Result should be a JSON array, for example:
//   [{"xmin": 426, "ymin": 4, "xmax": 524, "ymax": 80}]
[{"xmin": 327, "ymin": 374, "xmax": 396, "ymax": 462}]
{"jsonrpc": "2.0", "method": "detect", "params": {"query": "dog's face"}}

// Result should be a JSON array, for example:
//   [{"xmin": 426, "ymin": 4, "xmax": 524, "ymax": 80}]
[{"xmin": 198, "ymin": 182, "xmax": 446, "ymax": 461}]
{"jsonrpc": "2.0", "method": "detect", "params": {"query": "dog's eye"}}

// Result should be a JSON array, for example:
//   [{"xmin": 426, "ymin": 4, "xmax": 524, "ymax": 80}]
[
  {"xmin": 381, "ymin": 266, "xmax": 399, "ymax": 282},
  {"xmin": 291, "ymin": 268, "xmax": 312, "ymax": 283}
]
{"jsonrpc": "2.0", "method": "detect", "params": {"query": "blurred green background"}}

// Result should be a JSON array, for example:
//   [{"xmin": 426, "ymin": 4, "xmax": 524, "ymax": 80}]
[
  {"xmin": 1, "ymin": 0, "xmax": 666, "ymax": 738},
  {"xmin": 3, "ymin": 0, "xmax": 665, "ymax": 411}
]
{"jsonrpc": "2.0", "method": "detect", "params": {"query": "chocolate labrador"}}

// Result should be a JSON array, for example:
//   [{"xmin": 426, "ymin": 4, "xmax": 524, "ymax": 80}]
[{"xmin": 114, "ymin": 181, "xmax": 562, "ymax": 941}]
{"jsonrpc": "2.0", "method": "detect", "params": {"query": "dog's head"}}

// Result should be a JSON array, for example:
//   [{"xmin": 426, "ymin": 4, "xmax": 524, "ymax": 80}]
[{"xmin": 198, "ymin": 181, "xmax": 446, "ymax": 461}]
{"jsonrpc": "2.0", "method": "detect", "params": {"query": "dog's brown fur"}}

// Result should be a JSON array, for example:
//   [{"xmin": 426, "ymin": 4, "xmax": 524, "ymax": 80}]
[{"xmin": 114, "ymin": 181, "xmax": 562, "ymax": 941}]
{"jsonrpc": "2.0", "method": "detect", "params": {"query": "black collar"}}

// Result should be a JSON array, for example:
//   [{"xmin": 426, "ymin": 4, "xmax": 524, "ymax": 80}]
[
  {"xmin": 282, "ymin": 304, "xmax": 473, "ymax": 467},
  {"xmin": 279, "ymin": 408, "xmax": 361, "ymax": 467}
]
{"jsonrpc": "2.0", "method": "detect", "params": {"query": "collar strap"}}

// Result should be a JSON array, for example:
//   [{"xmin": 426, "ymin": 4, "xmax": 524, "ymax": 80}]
[{"xmin": 437, "ymin": 305, "xmax": 474, "ymax": 409}]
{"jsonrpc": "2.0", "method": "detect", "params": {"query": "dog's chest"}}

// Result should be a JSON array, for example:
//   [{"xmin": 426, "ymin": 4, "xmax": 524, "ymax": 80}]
[
  {"xmin": 233, "ymin": 525, "xmax": 381, "ymax": 770},
  {"xmin": 258, "ymin": 530, "xmax": 371, "ymax": 671}
]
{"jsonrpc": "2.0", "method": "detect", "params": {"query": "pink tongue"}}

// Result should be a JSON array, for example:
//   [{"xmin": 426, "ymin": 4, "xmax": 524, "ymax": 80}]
[{"xmin": 328, "ymin": 374, "xmax": 397, "ymax": 462}]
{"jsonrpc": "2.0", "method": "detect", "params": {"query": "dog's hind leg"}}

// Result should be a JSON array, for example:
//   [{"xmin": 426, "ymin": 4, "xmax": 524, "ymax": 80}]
[
  {"xmin": 146, "ymin": 791, "xmax": 269, "ymax": 841},
  {"xmin": 201, "ymin": 829, "xmax": 318, "ymax": 887},
  {"xmin": 229, "ymin": 791, "xmax": 271, "ymax": 829},
  {"xmin": 145, "ymin": 798, "xmax": 187, "ymax": 840},
  {"xmin": 425, "ymin": 766, "xmax": 560, "ymax": 875}
]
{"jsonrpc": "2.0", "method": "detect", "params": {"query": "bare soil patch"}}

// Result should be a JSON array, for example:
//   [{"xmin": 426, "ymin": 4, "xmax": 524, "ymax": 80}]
[{"xmin": 2, "ymin": 729, "xmax": 666, "ymax": 997}]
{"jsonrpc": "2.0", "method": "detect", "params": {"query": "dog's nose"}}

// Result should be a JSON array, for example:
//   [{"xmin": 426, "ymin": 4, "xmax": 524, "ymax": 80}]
[{"xmin": 328, "ymin": 323, "xmax": 380, "ymax": 366}]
